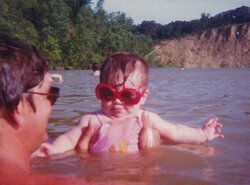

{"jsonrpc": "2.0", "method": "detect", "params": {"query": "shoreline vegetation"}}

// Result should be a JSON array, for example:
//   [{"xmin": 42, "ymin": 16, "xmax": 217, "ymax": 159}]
[{"xmin": 0, "ymin": 1, "xmax": 249, "ymax": 69}]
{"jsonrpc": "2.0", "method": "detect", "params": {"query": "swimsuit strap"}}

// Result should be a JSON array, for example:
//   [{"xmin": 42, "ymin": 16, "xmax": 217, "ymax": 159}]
[{"xmin": 95, "ymin": 110, "xmax": 108, "ymax": 126}]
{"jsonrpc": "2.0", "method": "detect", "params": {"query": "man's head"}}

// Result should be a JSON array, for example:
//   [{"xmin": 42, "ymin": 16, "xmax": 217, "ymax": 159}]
[
  {"xmin": 92, "ymin": 63, "xmax": 99, "ymax": 72},
  {"xmin": 0, "ymin": 33, "xmax": 48, "ymax": 123}
]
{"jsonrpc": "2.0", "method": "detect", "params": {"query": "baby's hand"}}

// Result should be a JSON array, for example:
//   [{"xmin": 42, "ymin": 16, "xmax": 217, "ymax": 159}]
[
  {"xmin": 31, "ymin": 143, "xmax": 58, "ymax": 158},
  {"xmin": 201, "ymin": 118, "xmax": 224, "ymax": 141}
]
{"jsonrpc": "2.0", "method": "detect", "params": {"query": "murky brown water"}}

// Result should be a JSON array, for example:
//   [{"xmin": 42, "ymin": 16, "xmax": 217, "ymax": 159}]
[{"xmin": 32, "ymin": 68, "xmax": 250, "ymax": 185}]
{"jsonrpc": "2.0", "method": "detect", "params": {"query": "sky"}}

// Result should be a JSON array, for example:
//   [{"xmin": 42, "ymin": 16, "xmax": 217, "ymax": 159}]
[{"xmin": 92, "ymin": 0, "xmax": 250, "ymax": 25}]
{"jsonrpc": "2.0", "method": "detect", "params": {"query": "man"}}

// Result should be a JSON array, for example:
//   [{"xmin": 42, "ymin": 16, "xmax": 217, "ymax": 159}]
[{"xmin": 0, "ymin": 33, "xmax": 84, "ymax": 185}]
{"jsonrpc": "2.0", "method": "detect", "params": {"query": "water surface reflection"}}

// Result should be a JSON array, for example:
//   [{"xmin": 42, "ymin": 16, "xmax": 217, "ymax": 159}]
[{"xmin": 32, "ymin": 68, "xmax": 250, "ymax": 185}]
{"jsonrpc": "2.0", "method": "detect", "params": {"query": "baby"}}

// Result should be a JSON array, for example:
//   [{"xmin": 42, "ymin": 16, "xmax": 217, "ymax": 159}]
[{"xmin": 33, "ymin": 52, "xmax": 223, "ymax": 156}]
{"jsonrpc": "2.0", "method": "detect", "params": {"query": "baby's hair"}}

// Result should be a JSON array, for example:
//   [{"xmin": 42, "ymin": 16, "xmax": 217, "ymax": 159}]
[{"xmin": 100, "ymin": 52, "xmax": 148, "ymax": 91}]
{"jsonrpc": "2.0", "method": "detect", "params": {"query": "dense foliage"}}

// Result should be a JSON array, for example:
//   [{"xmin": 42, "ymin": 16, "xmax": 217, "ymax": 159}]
[
  {"xmin": 136, "ymin": 6, "xmax": 250, "ymax": 40},
  {"xmin": 1, "ymin": 1, "xmax": 249, "ymax": 69},
  {"xmin": 0, "ymin": 0, "xmax": 153, "ymax": 69}
]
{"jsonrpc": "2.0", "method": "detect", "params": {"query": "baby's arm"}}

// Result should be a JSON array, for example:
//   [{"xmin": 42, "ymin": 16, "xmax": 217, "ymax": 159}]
[
  {"xmin": 32, "ymin": 115, "xmax": 92, "ymax": 157},
  {"xmin": 145, "ymin": 111, "xmax": 224, "ymax": 144},
  {"xmin": 48, "ymin": 126, "xmax": 83, "ymax": 153}
]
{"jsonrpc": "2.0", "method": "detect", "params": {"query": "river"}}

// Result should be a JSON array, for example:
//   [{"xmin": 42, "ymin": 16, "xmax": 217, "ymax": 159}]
[{"xmin": 31, "ymin": 68, "xmax": 250, "ymax": 185}]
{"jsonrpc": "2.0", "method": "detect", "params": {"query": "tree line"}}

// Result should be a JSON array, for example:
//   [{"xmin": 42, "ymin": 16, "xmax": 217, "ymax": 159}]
[
  {"xmin": 136, "ymin": 6, "xmax": 250, "ymax": 40},
  {"xmin": 0, "ymin": 0, "xmax": 153, "ymax": 69},
  {"xmin": 1, "ymin": 0, "xmax": 249, "ymax": 69}
]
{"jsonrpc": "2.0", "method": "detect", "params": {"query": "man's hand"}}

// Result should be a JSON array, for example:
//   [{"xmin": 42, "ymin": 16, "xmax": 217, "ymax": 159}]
[{"xmin": 139, "ymin": 111, "xmax": 161, "ymax": 150}]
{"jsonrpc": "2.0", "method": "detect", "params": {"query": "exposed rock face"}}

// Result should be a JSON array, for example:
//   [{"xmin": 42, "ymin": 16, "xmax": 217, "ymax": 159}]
[{"xmin": 153, "ymin": 23, "xmax": 250, "ymax": 68}]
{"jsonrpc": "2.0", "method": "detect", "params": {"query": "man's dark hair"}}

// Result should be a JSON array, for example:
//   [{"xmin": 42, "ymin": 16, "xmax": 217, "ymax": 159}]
[{"xmin": 0, "ymin": 33, "xmax": 48, "ymax": 119}]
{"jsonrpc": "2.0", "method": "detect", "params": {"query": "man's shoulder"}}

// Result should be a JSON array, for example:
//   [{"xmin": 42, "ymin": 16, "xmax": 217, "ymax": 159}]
[{"xmin": 0, "ymin": 159, "xmax": 30, "ymax": 185}]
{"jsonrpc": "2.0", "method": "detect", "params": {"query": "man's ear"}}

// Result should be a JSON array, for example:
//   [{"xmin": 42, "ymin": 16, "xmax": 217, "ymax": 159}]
[
  {"xmin": 140, "ymin": 89, "xmax": 149, "ymax": 105},
  {"xmin": 12, "ymin": 97, "xmax": 27, "ymax": 128}
]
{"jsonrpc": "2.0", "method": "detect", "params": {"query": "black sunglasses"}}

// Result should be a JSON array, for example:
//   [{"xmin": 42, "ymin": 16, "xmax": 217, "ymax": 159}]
[{"xmin": 25, "ymin": 86, "xmax": 60, "ymax": 105}]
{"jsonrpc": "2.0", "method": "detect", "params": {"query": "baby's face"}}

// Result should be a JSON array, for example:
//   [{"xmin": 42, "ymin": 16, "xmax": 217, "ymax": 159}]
[{"xmin": 101, "ymin": 70, "xmax": 147, "ymax": 118}]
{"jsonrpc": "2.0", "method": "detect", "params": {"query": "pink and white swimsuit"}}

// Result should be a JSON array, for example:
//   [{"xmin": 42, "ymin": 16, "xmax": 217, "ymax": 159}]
[{"xmin": 91, "ymin": 111, "xmax": 143, "ymax": 153}]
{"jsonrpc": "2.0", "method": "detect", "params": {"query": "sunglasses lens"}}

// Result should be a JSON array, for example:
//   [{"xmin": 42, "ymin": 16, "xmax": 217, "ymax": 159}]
[
  {"xmin": 96, "ymin": 84, "xmax": 142, "ymax": 105},
  {"xmin": 121, "ymin": 90, "xmax": 140, "ymax": 105},
  {"xmin": 98, "ymin": 86, "xmax": 114, "ymax": 101},
  {"xmin": 48, "ymin": 87, "xmax": 60, "ymax": 105}
]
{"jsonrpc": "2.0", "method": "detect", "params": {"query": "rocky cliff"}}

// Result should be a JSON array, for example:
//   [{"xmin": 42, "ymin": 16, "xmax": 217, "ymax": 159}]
[{"xmin": 153, "ymin": 23, "xmax": 250, "ymax": 68}]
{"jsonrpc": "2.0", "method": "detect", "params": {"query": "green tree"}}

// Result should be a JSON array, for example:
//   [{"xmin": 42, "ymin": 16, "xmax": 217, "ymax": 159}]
[
  {"xmin": 95, "ymin": 0, "xmax": 104, "ymax": 10},
  {"xmin": 0, "ymin": 0, "xmax": 39, "ymax": 44},
  {"xmin": 0, "ymin": 0, "xmax": 153, "ymax": 69},
  {"xmin": 28, "ymin": 0, "xmax": 72, "ymax": 68}
]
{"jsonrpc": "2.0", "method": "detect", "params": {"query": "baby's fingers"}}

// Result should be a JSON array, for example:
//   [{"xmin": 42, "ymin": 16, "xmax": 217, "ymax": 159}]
[
  {"xmin": 203, "ymin": 117, "xmax": 224, "ymax": 141},
  {"xmin": 215, "ymin": 132, "xmax": 224, "ymax": 139},
  {"xmin": 41, "ymin": 143, "xmax": 57, "ymax": 155},
  {"xmin": 215, "ymin": 126, "xmax": 224, "ymax": 139},
  {"xmin": 31, "ymin": 143, "xmax": 54, "ymax": 158},
  {"xmin": 205, "ymin": 117, "xmax": 219, "ymax": 127}
]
